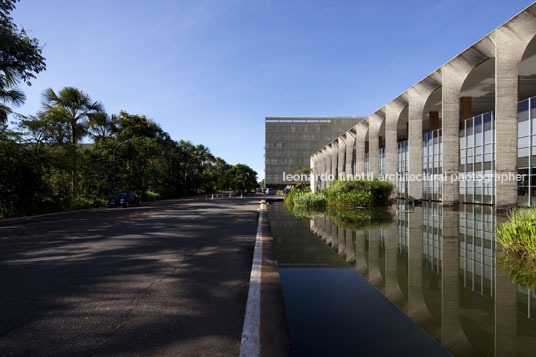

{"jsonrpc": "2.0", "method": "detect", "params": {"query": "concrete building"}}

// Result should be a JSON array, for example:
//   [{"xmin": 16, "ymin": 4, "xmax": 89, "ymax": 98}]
[
  {"xmin": 311, "ymin": 2, "xmax": 536, "ymax": 208},
  {"xmin": 265, "ymin": 117, "xmax": 363, "ymax": 188}
]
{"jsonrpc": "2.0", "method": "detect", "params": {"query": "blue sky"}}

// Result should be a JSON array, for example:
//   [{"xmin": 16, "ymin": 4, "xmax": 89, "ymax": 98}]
[{"xmin": 11, "ymin": 0, "xmax": 535, "ymax": 179}]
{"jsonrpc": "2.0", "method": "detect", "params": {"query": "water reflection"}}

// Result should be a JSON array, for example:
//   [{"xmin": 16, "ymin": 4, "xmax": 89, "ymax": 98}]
[{"xmin": 270, "ymin": 201, "xmax": 536, "ymax": 356}]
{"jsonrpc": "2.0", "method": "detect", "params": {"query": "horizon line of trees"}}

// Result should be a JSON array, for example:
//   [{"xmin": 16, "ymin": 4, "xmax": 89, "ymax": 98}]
[
  {"xmin": 0, "ymin": 1, "xmax": 259, "ymax": 218},
  {"xmin": 0, "ymin": 87, "xmax": 259, "ymax": 218}
]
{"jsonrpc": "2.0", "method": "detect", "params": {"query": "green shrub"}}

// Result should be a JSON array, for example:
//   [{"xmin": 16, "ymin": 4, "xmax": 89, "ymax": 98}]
[
  {"xmin": 70, "ymin": 197, "xmax": 105, "ymax": 210},
  {"xmin": 284, "ymin": 187, "xmax": 311, "ymax": 204},
  {"xmin": 323, "ymin": 178, "xmax": 393, "ymax": 208},
  {"xmin": 496, "ymin": 208, "xmax": 536, "ymax": 256},
  {"xmin": 144, "ymin": 190, "xmax": 161, "ymax": 201},
  {"xmin": 292, "ymin": 192, "xmax": 327, "ymax": 209}
]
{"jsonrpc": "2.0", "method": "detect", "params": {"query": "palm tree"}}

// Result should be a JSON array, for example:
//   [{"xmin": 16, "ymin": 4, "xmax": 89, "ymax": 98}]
[
  {"xmin": 0, "ymin": 69, "xmax": 26, "ymax": 124},
  {"xmin": 89, "ymin": 112, "xmax": 116, "ymax": 142},
  {"xmin": 40, "ymin": 87, "xmax": 104, "ymax": 197},
  {"xmin": 41, "ymin": 87, "xmax": 104, "ymax": 144}
]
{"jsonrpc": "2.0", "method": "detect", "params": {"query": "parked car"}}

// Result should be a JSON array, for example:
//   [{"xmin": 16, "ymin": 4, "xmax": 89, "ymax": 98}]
[
  {"xmin": 107, "ymin": 190, "xmax": 141, "ymax": 208},
  {"xmin": 265, "ymin": 188, "xmax": 275, "ymax": 195}
]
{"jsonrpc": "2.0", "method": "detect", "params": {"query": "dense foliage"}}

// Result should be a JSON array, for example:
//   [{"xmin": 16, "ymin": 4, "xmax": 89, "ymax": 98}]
[
  {"xmin": 285, "ymin": 179, "xmax": 393, "ymax": 209},
  {"xmin": 0, "ymin": 0, "xmax": 46, "ymax": 123},
  {"xmin": 0, "ymin": 88, "xmax": 258, "ymax": 218},
  {"xmin": 284, "ymin": 188, "xmax": 326, "ymax": 209},
  {"xmin": 322, "ymin": 179, "xmax": 393, "ymax": 207},
  {"xmin": 496, "ymin": 208, "xmax": 536, "ymax": 257}
]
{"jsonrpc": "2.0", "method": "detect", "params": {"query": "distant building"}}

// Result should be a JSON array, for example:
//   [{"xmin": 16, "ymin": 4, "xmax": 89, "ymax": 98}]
[{"xmin": 265, "ymin": 117, "xmax": 364, "ymax": 188}]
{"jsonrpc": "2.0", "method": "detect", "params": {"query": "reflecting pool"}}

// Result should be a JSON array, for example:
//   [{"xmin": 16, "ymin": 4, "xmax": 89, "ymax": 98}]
[{"xmin": 268, "ymin": 201, "xmax": 536, "ymax": 357}]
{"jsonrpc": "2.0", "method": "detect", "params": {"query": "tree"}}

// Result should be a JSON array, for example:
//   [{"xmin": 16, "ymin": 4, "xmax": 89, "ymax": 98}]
[
  {"xmin": 41, "ymin": 87, "xmax": 103, "ymax": 144},
  {"xmin": 0, "ymin": 0, "xmax": 46, "ymax": 123},
  {"xmin": 227, "ymin": 164, "xmax": 258, "ymax": 193},
  {"xmin": 0, "ymin": 79, "xmax": 25, "ymax": 124},
  {"xmin": 88, "ymin": 112, "xmax": 116, "ymax": 142},
  {"xmin": 40, "ymin": 87, "xmax": 103, "ymax": 197}
]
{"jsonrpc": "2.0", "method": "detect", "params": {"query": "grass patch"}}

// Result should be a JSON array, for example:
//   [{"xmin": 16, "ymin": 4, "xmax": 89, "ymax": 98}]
[{"xmin": 496, "ymin": 208, "xmax": 536, "ymax": 257}]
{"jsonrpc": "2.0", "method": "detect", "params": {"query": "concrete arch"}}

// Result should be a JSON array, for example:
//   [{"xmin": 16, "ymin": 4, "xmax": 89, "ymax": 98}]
[
  {"xmin": 385, "ymin": 96, "xmax": 409, "ymax": 182},
  {"xmin": 368, "ymin": 110, "xmax": 385, "ymax": 178},
  {"xmin": 495, "ymin": 7, "xmax": 536, "ymax": 207},
  {"xmin": 337, "ymin": 136, "xmax": 346, "ymax": 180},
  {"xmin": 344, "ymin": 130, "xmax": 356, "ymax": 177},
  {"xmin": 441, "ymin": 37, "xmax": 495, "ymax": 205},
  {"xmin": 519, "ymin": 34, "xmax": 536, "ymax": 101},
  {"xmin": 329, "ymin": 142, "xmax": 338, "ymax": 186},
  {"xmin": 408, "ymin": 72, "xmax": 442, "ymax": 200}
]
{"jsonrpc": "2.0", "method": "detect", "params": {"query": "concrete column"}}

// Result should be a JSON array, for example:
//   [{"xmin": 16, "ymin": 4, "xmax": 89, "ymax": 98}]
[
  {"xmin": 321, "ymin": 149, "xmax": 328, "ymax": 190},
  {"xmin": 326, "ymin": 146, "xmax": 333, "ymax": 189},
  {"xmin": 355, "ymin": 122, "xmax": 368, "ymax": 177},
  {"xmin": 337, "ymin": 136, "xmax": 346, "ymax": 179},
  {"xmin": 368, "ymin": 113, "xmax": 383, "ymax": 178},
  {"xmin": 318, "ymin": 150, "xmax": 323, "ymax": 190},
  {"xmin": 310, "ymin": 154, "xmax": 317, "ymax": 193},
  {"xmin": 495, "ymin": 25, "xmax": 529, "ymax": 207},
  {"xmin": 331, "ymin": 143, "xmax": 338, "ymax": 185},
  {"xmin": 408, "ymin": 88, "xmax": 425, "ymax": 200},
  {"xmin": 442, "ymin": 65, "xmax": 463, "ymax": 206},
  {"xmin": 386, "ymin": 99, "xmax": 408, "ymax": 186},
  {"xmin": 345, "ymin": 132, "xmax": 356, "ymax": 176}
]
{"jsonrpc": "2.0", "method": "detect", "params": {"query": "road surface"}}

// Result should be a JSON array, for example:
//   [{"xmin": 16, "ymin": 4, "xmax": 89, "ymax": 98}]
[{"xmin": 0, "ymin": 197, "xmax": 260, "ymax": 356}]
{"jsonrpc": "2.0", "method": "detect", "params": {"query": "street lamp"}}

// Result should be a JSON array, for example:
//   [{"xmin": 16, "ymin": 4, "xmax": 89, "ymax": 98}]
[{"xmin": 113, "ymin": 138, "xmax": 131, "ymax": 194}]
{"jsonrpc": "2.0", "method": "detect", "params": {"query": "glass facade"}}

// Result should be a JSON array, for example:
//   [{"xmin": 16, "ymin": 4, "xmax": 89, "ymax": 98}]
[
  {"xmin": 423, "ymin": 129, "xmax": 442, "ymax": 201},
  {"xmin": 364, "ymin": 153, "xmax": 369, "ymax": 174},
  {"xmin": 517, "ymin": 97, "xmax": 536, "ymax": 206},
  {"xmin": 459, "ymin": 205, "xmax": 495, "ymax": 296},
  {"xmin": 397, "ymin": 140, "xmax": 408, "ymax": 198},
  {"xmin": 379, "ymin": 147, "xmax": 385, "ymax": 176},
  {"xmin": 459, "ymin": 111, "xmax": 495, "ymax": 205}
]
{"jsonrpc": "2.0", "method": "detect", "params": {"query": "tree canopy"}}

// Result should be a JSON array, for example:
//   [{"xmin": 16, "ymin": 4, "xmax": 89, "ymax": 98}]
[
  {"xmin": 0, "ymin": 0, "xmax": 46, "ymax": 123},
  {"xmin": 2, "ymin": 86, "xmax": 258, "ymax": 218}
]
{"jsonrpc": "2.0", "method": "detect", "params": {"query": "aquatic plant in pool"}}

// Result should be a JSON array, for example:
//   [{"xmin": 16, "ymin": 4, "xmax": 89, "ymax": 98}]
[
  {"xmin": 496, "ymin": 208, "xmax": 536, "ymax": 257},
  {"xmin": 497, "ymin": 252, "xmax": 536, "ymax": 289}
]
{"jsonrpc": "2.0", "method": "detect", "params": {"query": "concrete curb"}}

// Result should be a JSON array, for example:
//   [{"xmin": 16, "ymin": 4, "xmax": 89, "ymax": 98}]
[{"xmin": 239, "ymin": 201, "xmax": 264, "ymax": 357}]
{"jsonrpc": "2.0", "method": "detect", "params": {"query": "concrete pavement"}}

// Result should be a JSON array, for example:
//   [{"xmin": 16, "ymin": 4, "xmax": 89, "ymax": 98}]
[{"xmin": 0, "ymin": 198, "xmax": 261, "ymax": 356}]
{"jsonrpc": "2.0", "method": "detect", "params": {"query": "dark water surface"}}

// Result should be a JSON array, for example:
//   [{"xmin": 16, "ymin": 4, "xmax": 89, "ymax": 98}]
[{"xmin": 268, "ymin": 201, "xmax": 536, "ymax": 357}]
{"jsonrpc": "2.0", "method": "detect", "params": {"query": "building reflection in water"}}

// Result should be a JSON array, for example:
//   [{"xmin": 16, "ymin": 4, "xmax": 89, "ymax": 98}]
[{"xmin": 305, "ymin": 201, "xmax": 536, "ymax": 356}]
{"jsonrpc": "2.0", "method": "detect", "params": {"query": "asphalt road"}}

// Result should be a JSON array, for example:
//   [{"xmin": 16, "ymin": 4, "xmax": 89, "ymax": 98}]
[{"xmin": 0, "ymin": 197, "xmax": 260, "ymax": 356}]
